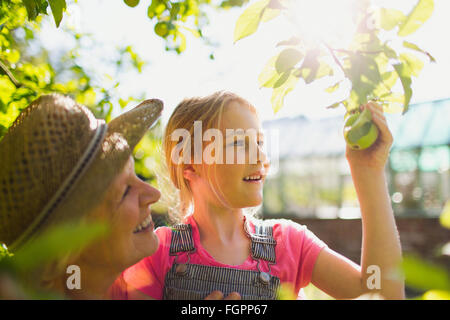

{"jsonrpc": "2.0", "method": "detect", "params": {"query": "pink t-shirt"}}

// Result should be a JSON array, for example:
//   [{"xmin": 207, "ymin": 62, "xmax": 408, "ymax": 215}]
[{"xmin": 110, "ymin": 215, "xmax": 327, "ymax": 299}]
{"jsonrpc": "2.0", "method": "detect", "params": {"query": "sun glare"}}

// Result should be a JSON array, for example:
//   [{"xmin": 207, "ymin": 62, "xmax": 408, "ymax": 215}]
[{"xmin": 286, "ymin": 0, "xmax": 357, "ymax": 48}]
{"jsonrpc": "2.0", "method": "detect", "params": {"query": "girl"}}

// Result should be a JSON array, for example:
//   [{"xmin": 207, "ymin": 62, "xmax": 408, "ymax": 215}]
[{"xmin": 117, "ymin": 91, "xmax": 404, "ymax": 300}]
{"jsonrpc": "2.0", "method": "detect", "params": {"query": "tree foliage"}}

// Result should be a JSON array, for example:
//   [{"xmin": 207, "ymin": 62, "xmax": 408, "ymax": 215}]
[
  {"xmin": 0, "ymin": 0, "xmax": 167, "ymax": 182},
  {"xmin": 0, "ymin": 0, "xmax": 252, "ymax": 175},
  {"xmin": 234, "ymin": 0, "xmax": 436, "ymax": 115},
  {"xmin": 122, "ymin": 0, "xmax": 249, "ymax": 53},
  {"xmin": 7, "ymin": 0, "xmax": 250, "ymax": 54},
  {"xmin": 1, "ymin": 1, "xmax": 111, "ymax": 136}
]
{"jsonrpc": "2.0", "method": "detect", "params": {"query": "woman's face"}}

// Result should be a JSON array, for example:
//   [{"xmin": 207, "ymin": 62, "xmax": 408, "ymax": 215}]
[
  {"xmin": 193, "ymin": 101, "xmax": 270, "ymax": 209},
  {"xmin": 82, "ymin": 156, "xmax": 161, "ymax": 271}
]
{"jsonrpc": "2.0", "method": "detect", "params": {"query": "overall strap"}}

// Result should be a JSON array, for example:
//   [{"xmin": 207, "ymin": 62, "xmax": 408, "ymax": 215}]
[
  {"xmin": 169, "ymin": 224, "xmax": 195, "ymax": 255},
  {"xmin": 169, "ymin": 221, "xmax": 277, "ymax": 264},
  {"xmin": 249, "ymin": 223, "xmax": 277, "ymax": 264}
]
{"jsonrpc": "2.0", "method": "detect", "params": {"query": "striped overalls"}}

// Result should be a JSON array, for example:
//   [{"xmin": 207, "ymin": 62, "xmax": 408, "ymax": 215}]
[{"xmin": 163, "ymin": 221, "xmax": 280, "ymax": 300}]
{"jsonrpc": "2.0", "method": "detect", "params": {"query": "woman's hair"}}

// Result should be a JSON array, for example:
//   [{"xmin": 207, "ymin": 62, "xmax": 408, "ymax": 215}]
[{"xmin": 161, "ymin": 91, "xmax": 262, "ymax": 222}]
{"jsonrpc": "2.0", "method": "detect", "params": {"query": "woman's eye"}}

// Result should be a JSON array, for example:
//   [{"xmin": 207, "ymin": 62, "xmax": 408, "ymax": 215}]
[
  {"xmin": 122, "ymin": 186, "xmax": 131, "ymax": 200},
  {"xmin": 258, "ymin": 141, "xmax": 264, "ymax": 147},
  {"xmin": 232, "ymin": 140, "xmax": 245, "ymax": 147}
]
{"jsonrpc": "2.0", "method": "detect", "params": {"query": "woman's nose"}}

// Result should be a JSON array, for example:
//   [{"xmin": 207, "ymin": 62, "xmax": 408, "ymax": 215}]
[{"xmin": 140, "ymin": 182, "xmax": 161, "ymax": 207}]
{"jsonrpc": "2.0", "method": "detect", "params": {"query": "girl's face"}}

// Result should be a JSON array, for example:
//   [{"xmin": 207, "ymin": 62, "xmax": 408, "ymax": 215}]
[
  {"xmin": 194, "ymin": 101, "xmax": 270, "ymax": 209},
  {"xmin": 81, "ymin": 156, "xmax": 161, "ymax": 271}
]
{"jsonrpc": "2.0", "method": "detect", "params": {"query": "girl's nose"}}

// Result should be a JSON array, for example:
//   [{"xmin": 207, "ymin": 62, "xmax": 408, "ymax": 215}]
[{"xmin": 257, "ymin": 144, "xmax": 269, "ymax": 166}]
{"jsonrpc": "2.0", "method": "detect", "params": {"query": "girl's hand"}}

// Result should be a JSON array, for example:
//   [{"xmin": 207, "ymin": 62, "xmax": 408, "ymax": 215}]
[
  {"xmin": 204, "ymin": 290, "xmax": 241, "ymax": 300},
  {"xmin": 345, "ymin": 101, "xmax": 394, "ymax": 171}
]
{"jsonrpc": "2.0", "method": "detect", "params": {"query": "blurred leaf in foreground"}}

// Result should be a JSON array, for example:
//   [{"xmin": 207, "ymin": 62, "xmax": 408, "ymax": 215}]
[
  {"xmin": 402, "ymin": 254, "xmax": 450, "ymax": 292},
  {"xmin": 10, "ymin": 221, "xmax": 109, "ymax": 273},
  {"xmin": 439, "ymin": 200, "xmax": 450, "ymax": 229}
]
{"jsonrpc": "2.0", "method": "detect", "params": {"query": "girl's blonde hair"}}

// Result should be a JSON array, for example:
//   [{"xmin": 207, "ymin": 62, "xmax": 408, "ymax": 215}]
[{"xmin": 161, "ymin": 91, "xmax": 261, "ymax": 222}]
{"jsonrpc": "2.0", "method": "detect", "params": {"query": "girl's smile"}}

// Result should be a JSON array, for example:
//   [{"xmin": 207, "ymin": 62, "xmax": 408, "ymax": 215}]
[{"xmin": 242, "ymin": 169, "xmax": 266, "ymax": 183}]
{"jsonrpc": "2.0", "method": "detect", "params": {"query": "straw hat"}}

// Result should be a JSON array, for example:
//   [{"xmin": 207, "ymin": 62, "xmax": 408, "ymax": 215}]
[{"xmin": 0, "ymin": 94, "xmax": 163, "ymax": 250}]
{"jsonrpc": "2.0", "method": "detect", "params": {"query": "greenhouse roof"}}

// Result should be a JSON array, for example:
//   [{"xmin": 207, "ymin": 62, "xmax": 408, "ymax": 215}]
[{"xmin": 262, "ymin": 98, "xmax": 450, "ymax": 158}]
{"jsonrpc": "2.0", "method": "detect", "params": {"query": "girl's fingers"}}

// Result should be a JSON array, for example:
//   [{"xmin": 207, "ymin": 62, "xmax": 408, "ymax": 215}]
[
  {"xmin": 366, "ymin": 102, "xmax": 385, "ymax": 119},
  {"xmin": 367, "ymin": 101, "xmax": 384, "ymax": 113},
  {"xmin": 371, "ymin": 112, "xmax": 393, "ymax": 145},
  {"xmin": 204, "ymin": 290, "xmax": 224, "ymax": 300},
  {"xmin": 363, "ymin": 102, "xmax": 390, "ymax": 136},
  {"xmin": 204, "ymin": 291, "xmax": 241, "ymax": 300}
]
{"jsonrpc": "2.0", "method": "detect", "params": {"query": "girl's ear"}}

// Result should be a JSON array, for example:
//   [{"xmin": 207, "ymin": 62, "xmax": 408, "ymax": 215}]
[{"xmin": 183, "ymin": 165, "xmax": 197, "ymax": 181}]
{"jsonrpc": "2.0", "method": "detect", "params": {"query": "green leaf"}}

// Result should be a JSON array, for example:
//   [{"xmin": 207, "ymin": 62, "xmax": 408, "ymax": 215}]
[
  {"xmin": 402, "ymin": 254, "xmax": 450, "ymax": 291},
  {"xmin": 373, "ymin": 70, "xmax": 398, "ymax": 97},
  {"xmin": 393, "ymin": 62, "xmax": 413, "ymax": 114},
  {"xmin": 178, "ymin": 25, "xmax": 201, "ymax": 38},
  {"xmin": 11, "ymin": 222, "xmax": 109, "ymax": 272},
  {"xmin": 48, "ymin": 0, "xmax": 66, "ymax": 27},
  {"xmin": 0, "ymin": 243, "xmax": 13, "ymax": 261},
  {"xmin": 258, "ymin": 55, "xmax": 278, "ymax": 88},
  {"xmin": 398, "ymin": 0, "xmax": 434, "ymax": 37},
  {"xmin": 259, "ymin": 55, "xmax": 299, "ymax": 89},
  {"xmin": 440, "ymin": 200, "xmax": 450, "ymax": 229},
  {"xmin": 377, "ymin": 8, "xmax": 406, "ymax": 31},
  {"xmin": 422, "ymin": 290, "xmax": 450, "ymax": 300},
  {"xmin": 382, "ymin": 44, "xmax": 398, "ymax": 59},
  {"xmin": 147, "ymin": 0, "xmax": 166, "ymax": 19},
  {"xmin": 272, "ymin": 70, "xmax": 291, "ymax": 88},
  {"xmin": 126, "ymin": 45, "xmax": 145, "ymax": 72},
  {"xmin": 22, "ymin": 0, "xmax": 48, "ymax": 21},
  {"xmin": 376, "ymin": 92, "xmax": 406, "ymax": 114},
  {"xmin": 315, "ymin": 61, "xmax": 334, "ymax": 78},
  {"xmin": 294, "ymin": 49, "xmax": 320, "ymax": 84},
  {"xmin": 276, "ymin": 36, "xmax": 301, "ymax": 47},
  {"xmin": 234, "ymin": 0, "xmax": 270, "ymax": 43},
  {"xmin": 261, "ymin": 6, "xmax": 280, "ymax": 22},
  {"xmin": 271, "ymin": 73, "xmax": 299, "ymax": 113},
  {"xmin": 403, "ymin": 41, "xmax": 436, "ymax": 62},
  {"xmin": 154, "ymin": 21, "xmax": 170, "ymax": 37},
  {"xmin": 325, "ymin": 81, "xmax": 341, "ymax": 93},
  {"xmin": 175, "ymin": 31, "xmax": 187, "ymax": 53},
  {"xmin": 326, "ymin": 100, "xmax": 345, "ymax": 109},
  {"xmin": 170, "ymin": 2, "xmax": 180, "ymax": 19},
  {"xmin": 275, "ymin": 48, "xmax": 303, "ymax": 74},
  {"xmin": 344, "ymin": 53, "xmax": 381, "ymax": 109},
  {"xmin": 399, "ymin": 52, "xmax": 424, "ymax": 77},
  {"xmin": 124, "ymin": 0, "xmax": 140, "ymax": 7},
  {"xmin": 344, "ymin": 89, "xmax": 364, "ymax": 112}
]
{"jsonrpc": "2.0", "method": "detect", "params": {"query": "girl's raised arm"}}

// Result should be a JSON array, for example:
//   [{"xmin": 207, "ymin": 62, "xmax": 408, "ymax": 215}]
[{"xmin": 311, "ymin": 102, "xmax": 404, "ymax": 300}]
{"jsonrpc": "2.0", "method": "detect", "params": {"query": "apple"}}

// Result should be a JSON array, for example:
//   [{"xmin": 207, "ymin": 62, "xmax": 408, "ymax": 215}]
[{"xmin": 343, "ymin": 108, "xmax": 379, "ymax": 150}]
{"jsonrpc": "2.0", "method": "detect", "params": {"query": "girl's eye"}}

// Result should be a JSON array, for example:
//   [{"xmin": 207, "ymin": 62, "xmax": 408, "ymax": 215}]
[
  {"xmin": 258, "ymin": 141, "xmax": 264, "ymax": 147},
  {"xmin": 232, "ymin": 140, "xmax": 245, "ymax": 147}
]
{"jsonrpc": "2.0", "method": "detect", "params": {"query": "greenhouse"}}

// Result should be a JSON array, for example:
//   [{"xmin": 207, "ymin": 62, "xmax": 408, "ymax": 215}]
[{"xmin": 262, "ymin": 98, "xmax": 450, "ymax": 219}]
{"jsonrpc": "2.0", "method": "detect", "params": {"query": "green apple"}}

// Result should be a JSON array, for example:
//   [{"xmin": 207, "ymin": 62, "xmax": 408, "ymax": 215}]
[{"xmin": 344, "ymin": 108, "xmax": 379, "ymax": 150}]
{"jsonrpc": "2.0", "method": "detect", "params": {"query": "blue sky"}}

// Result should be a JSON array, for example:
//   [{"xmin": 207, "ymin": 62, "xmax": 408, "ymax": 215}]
[{"xmin": 40, "ymin": 0, "xmax": 450, "ymax": 124}]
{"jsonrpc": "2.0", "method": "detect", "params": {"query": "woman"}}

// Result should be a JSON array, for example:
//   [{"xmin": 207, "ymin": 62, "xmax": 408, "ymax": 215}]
[{"xmin": 0, "ymin": 94, "xmax": 163, "ymax": 299}]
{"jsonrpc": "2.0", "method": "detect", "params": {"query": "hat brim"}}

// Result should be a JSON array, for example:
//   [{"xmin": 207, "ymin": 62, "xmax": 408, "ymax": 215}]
[{"xmin": 12, "ymin": 99, "xmax": 163, "ymax": 249}]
